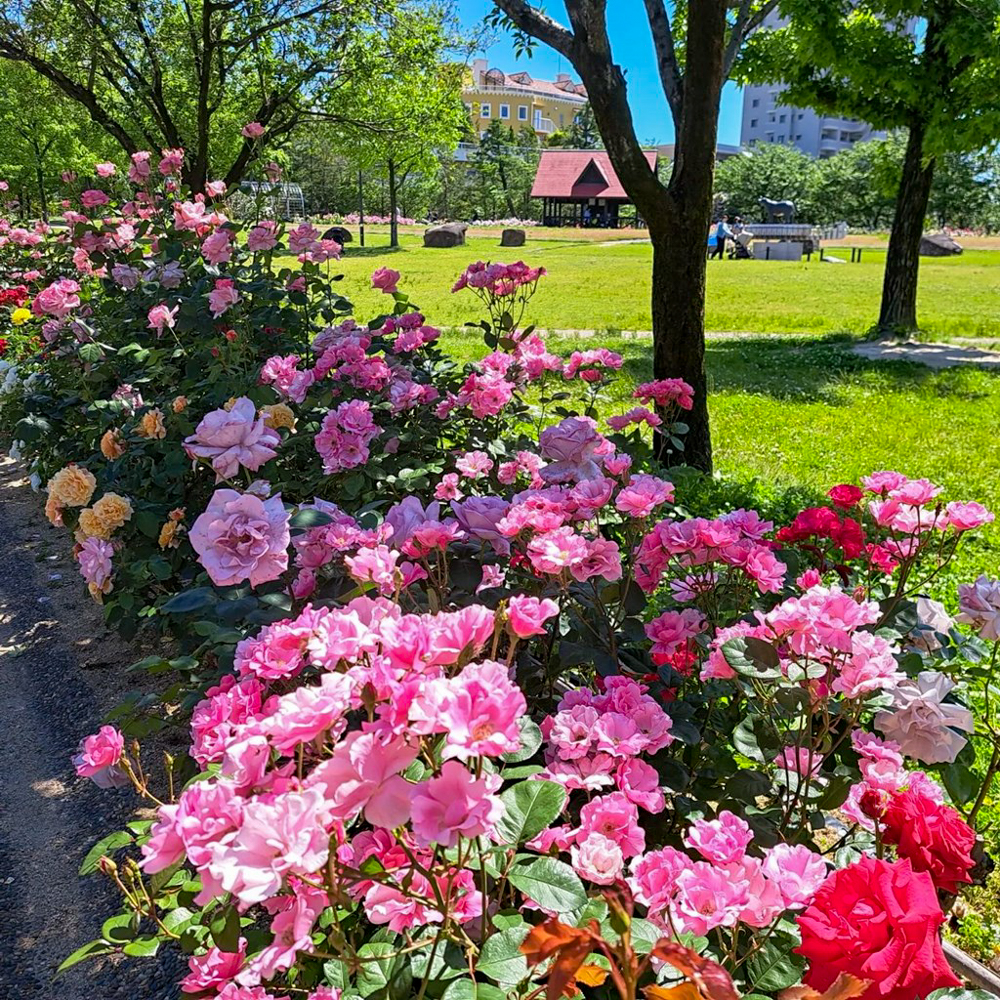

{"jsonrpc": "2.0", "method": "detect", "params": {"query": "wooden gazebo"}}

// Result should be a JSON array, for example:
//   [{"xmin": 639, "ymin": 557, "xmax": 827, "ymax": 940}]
[{"xmin": 531, "ymin": 149, "xmax": 657, "ymax": 228}]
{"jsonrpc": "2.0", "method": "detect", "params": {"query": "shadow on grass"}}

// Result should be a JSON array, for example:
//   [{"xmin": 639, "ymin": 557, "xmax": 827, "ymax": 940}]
[
  {"xmin": 619, "ymin": 333, "xmax": 1000, "ymax": 404},
  {"xmin": 341, "ymin": 244, "xmax": 408, "ymax": 259}
]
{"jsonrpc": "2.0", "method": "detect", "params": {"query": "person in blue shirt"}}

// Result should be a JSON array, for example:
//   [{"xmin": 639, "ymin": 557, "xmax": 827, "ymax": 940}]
[{"xmin": 710, "ymin": 215, "xmax": 734, "ymax": 260}]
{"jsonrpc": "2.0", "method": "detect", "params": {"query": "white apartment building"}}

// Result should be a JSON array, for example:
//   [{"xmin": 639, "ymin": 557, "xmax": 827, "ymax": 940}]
[{"xmin": 740, "ymin": 10, "xmax": 892, "ymax": 157}]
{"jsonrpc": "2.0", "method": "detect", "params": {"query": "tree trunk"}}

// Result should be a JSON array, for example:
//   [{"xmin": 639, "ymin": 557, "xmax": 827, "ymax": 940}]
[
  {"xmin": 35, "ymin": 163, "xmax": 48, "ymax": 221},
  {"xmin": 877, "ymin": 122, "xmax": 935, "ymax": 337},
  {"xmin": 388, "ymin": 157, "xmax": 398, "ymax": 248}
]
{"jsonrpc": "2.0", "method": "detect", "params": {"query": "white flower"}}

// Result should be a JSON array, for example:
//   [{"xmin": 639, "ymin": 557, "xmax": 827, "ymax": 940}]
[
  {"xmin": 875, "ymin": 671, "xmax": 974, "ymax": 764},
  {"xmin": 909, "ymin": 596, "xmax": 955, "ymax": 652}
]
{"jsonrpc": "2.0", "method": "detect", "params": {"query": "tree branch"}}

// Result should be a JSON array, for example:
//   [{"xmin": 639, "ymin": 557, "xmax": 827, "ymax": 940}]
[
  {"xmin": 641, "ymin": 0, "xmax": 683, "ymax": 125},
  {"xmin": 723, "ymin": 0, "xmax": 779, "ymax": 77},
  {"xmin": 487, "ymin": 0, "xmax": 575, "ymax": 60}
]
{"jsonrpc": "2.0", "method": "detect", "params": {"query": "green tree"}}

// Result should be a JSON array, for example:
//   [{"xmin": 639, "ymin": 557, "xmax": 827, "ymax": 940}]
[
  {"xmin": 471, "ymin": 120, "xmax": 540, "ymax": 219},
  {"xmin": 332, "ymin": 12, "xmax": 468, "ymax": 246},
  {"xmin": 567, "ymin": 102, "xmax": 601, "ymax": 149},
  {"xmin": 928, "ymin": 151, "xmax": 995, "ymax": 230},
  {"xmin": 0, "ymin": 0, "xmax": 411, "ymax": 192},
  {"xmin": 741, "ymin": 1, "xmax": 1000, "ymax": 335},
  {"xmin": 811, "ymin": 137, "xmax": 903, "ymax": 230},
  {"xmin": 0, "ymin": 60, "xmax": 108, "ymax": 217},
  {"xmin": 714, "ymin": 142, "xmax": 817, "ymax": 220},
  {"xmin": 488, "ymin": 1, "xmax": 781, "ymax": 472}
]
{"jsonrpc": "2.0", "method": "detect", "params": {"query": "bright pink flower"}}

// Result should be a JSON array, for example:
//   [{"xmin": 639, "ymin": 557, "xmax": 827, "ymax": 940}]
[
  {"xmin": 645, "ymin": 608, "xmax": 705, "ymax": 663},
  {"xmin": 439, "ymin": 660, "xmax": 526, "ymax": 760},
  {"xmin": 209, "ymin": 278, "xmax": 240, "ymax": 317},
  {"xmin": 95, "ymin": 162, "xmax": 117, "ymax": 178},
  {"xmin": 148, "ymin": 302, "xmax": 178, "ymax": 334},
  {"xmin": 615, "ymin": 759, "xmax": 665, "ymax": 813},
  {"xmin": 371, "ymin": 267, "xmax": 400, "ymax": 294},
  {"xmin": 32, "ymin": 278, "xmax": 80, "ymax": 319},
  {"xmin": 189, "ymin": 489, "xmax": 290, "ymax": 587},
  {"xmin": 184, "ymin": 397, "xmax": 280, "ymax": 480},
  {"xmin": 209, "ymin": 788, "xmax": 332, "ymax": 905},
  {"xmin": 615, "ymin": 474, "xmax": 675, "ymax": 518},
  {"xmin": 508, "ymin": 594, "xmax": 559, "ymax": 638},
  {"xmin": 77, "ymin": 536, "xmax": 114, "ymax": 593},
  {"xmin": 158, "ymin": 148, "xmax": 185, "ymax": 175},
  {"xmin": 411, "ymin": 761, "xmax": 503, "ymax": 847},
  {"xmin": 672, "ymin": 862, "xmax": 749, "ymax": 935},
  {"xmin": 309, "ymin": 731, "xmax": 417, "ymax": 828},
  {"xmin": 127, "ymin": 151, "xmax": 152, "ymax": 184},
  {"xmin": 569, "ymin": 537, "xmax": 622, "ymax": 583},
  {"xmin": 242, "ymin": 121, "xmax": 266, "ymax": 138},
  {"xmin": 202, "ymin": 228, "xmax": 234, "ymax": 265},
  {"xmin": 578, "ymin": 792, "xmax": 645, "ymax": 857},
  {"xmin": 345, "ymin": 545, "xmax": 399, "ymax": 596},
  {"xmin": 526, "ymin": 527, "xmax": 589, "ymax": 575},
  {"xmin": 944, "ymin": 501, "xmax": 994, "ymax": 532},
  {"xmin": 247, "ymin": 222, "xmax": 278, "ymax": 252},
  {"xmin": 763, "ymin": 844, "xmax": 828, "ymax": 909},
  {"xmin": 260, "ymin": 673, "xmax": 353, "ymax": 753},
  {"xmin": 180, "ymin": 939, "xmax": 246, "ymax": 993},
  {"xmin": 776, "ymin": 746, "xmax": 825, "ymax": 778},
  {"xmin": 833, "ymin": 631, "xmax": 904, "ymax": 699},
  {"xmin": 629, "ymin": 845, "xmax": 690, "ymax": 917},
  {"xmin": 72, "ymin": 725, "xmax": 128, "ymax": 788},
  {"xmin": 684, "ymin": 810, "xmax": 753, "ymax": 864},
  {"xmin": 456, "ymin": 450, "xmax": 494, "ymax": 479},
  {"xmin": 81, "ymin": 189, "xmax": 110, "ymax": 208},
  {"xmin": 239, "ymin": 882, "xmax": 327, "ymax": 984}
]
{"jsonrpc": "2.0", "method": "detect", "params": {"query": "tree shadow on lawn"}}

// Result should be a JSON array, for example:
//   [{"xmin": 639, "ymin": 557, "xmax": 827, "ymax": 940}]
[
  {"xmin": 340, "ymin": 245, "xmax": 407, "ymax": 259},
  {"xmin": 619, "ymin": 334, "xmax": 999, "ymax": 405}
]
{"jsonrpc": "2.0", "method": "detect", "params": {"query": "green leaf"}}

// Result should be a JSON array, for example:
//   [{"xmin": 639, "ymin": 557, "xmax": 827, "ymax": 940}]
[
  {"xmin": 442, "ymin": 979, "xmax": 510, "ymax": 1000},
  {"xmin": 745, "ymin": 939, "xmax": 805, "ymax": 992},
  {"xmin": 496, "ymin": 780, "xmax": 566, "ymax": 845},
  {"xmin": 80, "ymin": 830, "xmax": 134, "ymax": 875},
  {"xmin": 102, "ymin": 912, "xmax": 138, "ymax": 944},
  {"xmin": 927, "ymin": 991, "xmax": 1000, "ymax": 1000},
  {"xmin": 123, "ymin": 936, "xmax": 160, "ymax": 958},
  {"xmin": 211, "ymin": 904, "xmax": 241, "ymax": 952},
  {"xmin": 357, "ymin": 941, "xmax": 397, "ymax": 996},
  {"xmin": 733, "ymin": 718, "xmax": 767, "ymax": 763},
  {"xmin": 501, "ymin": 717, "xmax": 542, "ymax": 764},
  {"xmin": 476, "ymin": 926, "xmax": 529, "ymax": 986},
  {"xmin": 57, "ymin": 939, "xmax": 114, "ymax": 974},
  {"xmin": 726, "ymin": 770, "xmax": 772, "ymax": 803},
  {"xmin": 161, "ymin": 587, "xmax": 216, "ymax": 614},
  {"xmin": 290, "ymin": 508, "xmax": 334, "ymax": 529},
  {"xmin": 723, "ymin": 637, "xmax": 782, "ymax": 681},
  {"xmin": 941, "ymin": 761, "xmax": 979, "ymax": 804},
  {"xmin": 506, "ymin": 858, "xmax": 588, "ymax": 915}
]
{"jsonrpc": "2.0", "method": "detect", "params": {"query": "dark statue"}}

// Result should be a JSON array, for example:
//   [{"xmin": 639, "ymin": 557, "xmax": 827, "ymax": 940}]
[{"xmin": 759, "ymin": 197, "xmax": 796, "ymax": 223}]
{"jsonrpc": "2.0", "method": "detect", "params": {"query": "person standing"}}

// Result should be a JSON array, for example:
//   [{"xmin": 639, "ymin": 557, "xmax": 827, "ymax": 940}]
[{"xmin": 711, "ymin": 215, "xmax": 733, "ymax": 259}]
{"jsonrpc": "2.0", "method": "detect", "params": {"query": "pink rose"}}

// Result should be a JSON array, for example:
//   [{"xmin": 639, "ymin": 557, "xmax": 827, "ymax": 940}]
[
  {"xmin": 148, "ymin": 302, "xmax": 178, "ymax": 334},
  {"xmin": 184, "ymin": 397, "xmax": 280, "ymax": 481},
  {"xmin": 158, "ymin": 147, "xmax": 185, "ymax": 176},
  {"xmin": 80, "ymin": 189, "xmax": 110, "ymax": 209},
  {"xmin": 242, "ymin": 121, "xmax": 266, "ymax": 139},
  {"xmin": 189, "ymin": 489, "xmax": 290, "ymax": 587},
  {"xmin": 410, "ymin": 760, "xmax": 503, "ymax": 848},
  {"xmin": 508, "ymin": 594, "xmax": 559, "ymax": 638},
  {"xmin": 208, "ymin": 277, "xmax": 240, "ymax": 318},
  {"xmin": 95, "ymin": 162, "xmax": 116, "ymax": 178},
  {"xmin": 371, "ymin": 267, "xmax": 400, "ymax": 294},
  {"xmin": 32, "ymin": 278, "xmax": 81, "ymax": 319},
  {"xmin": 73, "ymin": 725, "xmax": 129, "ymax": 788}
]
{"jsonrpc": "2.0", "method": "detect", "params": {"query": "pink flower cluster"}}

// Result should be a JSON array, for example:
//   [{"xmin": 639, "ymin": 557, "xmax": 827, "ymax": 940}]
[
  {"xmin": 314, "ymin": 400, "xmax": 380, "ymax": 473},
  {"xmin": 451, "ymin": 260, "xmax": 545, "ymax": 296}
]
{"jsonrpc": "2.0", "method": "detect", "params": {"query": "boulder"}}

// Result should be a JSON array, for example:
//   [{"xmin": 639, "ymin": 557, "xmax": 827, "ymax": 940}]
[
  {"xmin": 500, "ymin": 228, "xmax": 526, "ymax": 247},
  {"xmin": 919, "ymin": 233, "xmax": 962, "ymax": 257},
  {"xmin": 322, "ymin": 226, "xmax": 353, "ymax": 244},
  {"xmin": 423, "ymin": 222, "xmax": 468, "ymax": 248}
]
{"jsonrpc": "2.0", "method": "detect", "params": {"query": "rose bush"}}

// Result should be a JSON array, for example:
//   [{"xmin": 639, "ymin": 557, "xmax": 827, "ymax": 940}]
[{"xmin": 1, "ymin": 152, "xmax": 998, "ymax": 1000}]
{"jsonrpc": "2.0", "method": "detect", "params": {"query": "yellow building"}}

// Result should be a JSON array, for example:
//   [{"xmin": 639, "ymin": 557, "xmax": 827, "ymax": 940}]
[{"xmin": 463, "ymin": 58, "xmax": 588, "ymax": 140}]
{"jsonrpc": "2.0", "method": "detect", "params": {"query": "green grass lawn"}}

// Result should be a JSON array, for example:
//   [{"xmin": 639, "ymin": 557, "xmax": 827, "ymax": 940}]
[{"xmin": 322, "ymin": 232, "xmax": 1000, "ymax": 338}]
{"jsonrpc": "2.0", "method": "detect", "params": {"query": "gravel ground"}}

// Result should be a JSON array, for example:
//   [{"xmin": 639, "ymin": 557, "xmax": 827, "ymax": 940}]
[{"xmin": 0, "ymin": 459, "xmax": 184, "ymax": 999}]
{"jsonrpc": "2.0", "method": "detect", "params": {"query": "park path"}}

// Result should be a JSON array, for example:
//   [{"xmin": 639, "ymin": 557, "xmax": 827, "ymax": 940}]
[{"xmin": 0, "ymin": 459, "xmax": 182, "ymax": 999}]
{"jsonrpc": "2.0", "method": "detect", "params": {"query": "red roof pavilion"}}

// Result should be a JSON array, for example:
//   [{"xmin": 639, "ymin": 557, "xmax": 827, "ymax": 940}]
[{"xmin": 531, "ymin": 149, "xmax": 657, "ymax": 227}]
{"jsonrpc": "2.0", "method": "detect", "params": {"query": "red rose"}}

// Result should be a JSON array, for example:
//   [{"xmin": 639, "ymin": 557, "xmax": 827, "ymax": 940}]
[
  {"xmin": 796, "ymin": 857, "xmax": 959, "ymax": 1000},
  {"xmin": 828, "ymin": 484, "xmax": 864, "ymax": 508},
  {"xmin": 882, "ymin": 788, "xmax": 976, "ymax": 893}
]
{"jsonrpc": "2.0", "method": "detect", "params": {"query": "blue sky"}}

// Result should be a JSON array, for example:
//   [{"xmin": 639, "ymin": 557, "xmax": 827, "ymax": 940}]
[{"xmin": 455, "ymin": 0, "xmax": 744, "ymax": 145}]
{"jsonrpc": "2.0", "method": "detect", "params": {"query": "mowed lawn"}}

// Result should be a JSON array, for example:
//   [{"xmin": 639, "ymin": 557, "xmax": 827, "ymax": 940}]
[
  {"xmin": 442, "ymin": 330, "xmax": 1000, "ymax": 599},
  {"xmin": 320, "ymin": 230, "xmax": 1000, "ymax": 338}
]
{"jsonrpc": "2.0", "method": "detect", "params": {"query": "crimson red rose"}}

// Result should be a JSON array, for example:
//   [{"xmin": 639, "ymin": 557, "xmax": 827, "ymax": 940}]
[
  {"xmin": 828, "ymin": 484, "xmax": 864, "ymax": 508},
  {"xmin": 882, "ymin": 788, "xmax": 976, "ymax": 893},
  {"xmin": 796, "ymin": 856, "xmax": 959, "ymax": 1000}
]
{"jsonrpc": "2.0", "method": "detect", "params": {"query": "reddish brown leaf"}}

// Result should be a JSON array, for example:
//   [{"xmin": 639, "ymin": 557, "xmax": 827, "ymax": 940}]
[
  {"xmin": 575, "ymin": 964, "xmax": 610, "ymax": 987},
  {"xmin": 520, "ymin": 918, "xmax": 601, "ymax": 1000},
  {"xmin": 648, "ymin": 941, "xmax": 740, "ymax": 1000},
  {"xmin": 779, "ymin": 974, "xmax": 870, "ymax": 1000}
]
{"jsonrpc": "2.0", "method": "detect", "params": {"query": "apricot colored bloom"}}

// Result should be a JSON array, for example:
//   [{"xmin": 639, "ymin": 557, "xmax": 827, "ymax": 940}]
[
  {"xmin": 172, "ymin": 395, "xmax": 188, "ymax": 413},
  {"xmin": 100, "ymin": 428, "xmax": 125, "ymax": 459},
  {"xmin": 260, "ymin": 403, "xmax": 294, "ymax": 430},
  {"xmin": 410, "ymin": 760, "xmax": 503, "ymax": 848},
  {"xmin": 139, "ymin": 407, "xmax": 167, "ymax": 439},
  {"xmin": 189, "ymin": 488, "xmax": 290, "ymax": 587},
  {"xmin": 44, "ymin": 493, "xmax": 63, "ymax": 527},
  {"xmin": 47, "ymin": 464, "xmax": 96, "ymax": 507},
  {"xmin": 72, "ymin": 724, "xmax": 128, "ymax": 788},
  {"xmin": 91, "ymin": 492, "xmax": 133, "ymax": 532},
  {"xmin": 158, "ymin": 519, "xmax": 183, "ymax": 549}
]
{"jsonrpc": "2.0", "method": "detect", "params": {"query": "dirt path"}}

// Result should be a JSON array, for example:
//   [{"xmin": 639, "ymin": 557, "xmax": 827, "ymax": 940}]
[{"xmin": 0, "ymin": 460, "xmax": 182, "ymax": 999}]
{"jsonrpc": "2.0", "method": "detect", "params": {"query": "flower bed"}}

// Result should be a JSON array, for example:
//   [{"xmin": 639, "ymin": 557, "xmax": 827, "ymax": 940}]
[{"xmin": 1, "ymin": 155, "xmax": 999, "ymax": 1000}]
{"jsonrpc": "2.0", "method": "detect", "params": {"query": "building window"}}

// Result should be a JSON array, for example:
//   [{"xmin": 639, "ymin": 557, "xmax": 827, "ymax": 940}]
[
  {"xmin": 518, "ymin": 105, "xmax": 528, "ymax": 121},
  {"xmin": 559, "ymin": 113, "xmax": 564, "ymax": 125},
  {"xmin": 778, "ymin": 134, "xmax": 784, "ymax": 141},
  {"xmin": 752, "ymin": 98, "xmax": 759, "ymax": 107},
  {"xmin": 500, "ymin": 103, "xmax": 510, "ymax": 119},
  {"xmin": 480, "ymin": 103, "xmax": 490, "ymax": 118},
  {"xmin": 750, "ymin": 118, "xmax": 758, "ymax": 128},
  {"xmin": 779, "ymin": 114, "xmax": 786, "ymax": 122},
  {"xmin": 798, "ymin": 113, "xmax": 804, "ymax": 120},
  {"xmin": 534, "ymin": 109, "xmax": 541, "ymax": 128}
]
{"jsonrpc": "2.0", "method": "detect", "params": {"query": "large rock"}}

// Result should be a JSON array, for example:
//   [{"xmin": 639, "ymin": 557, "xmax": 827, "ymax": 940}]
[
  {"xmin": 322, "ymin": 226, "xmax": 353, "ymax": 244},
  {"xmin": 920, "ymin": 233, "xmax": 962, "ymax": 257},
  {"xmin": 500, "ymin": 228, "xmax": 526, "ymax": 247},
  {"xmin": 423, "ymin": 222, "xmax": 467, "ymax": 248}
]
